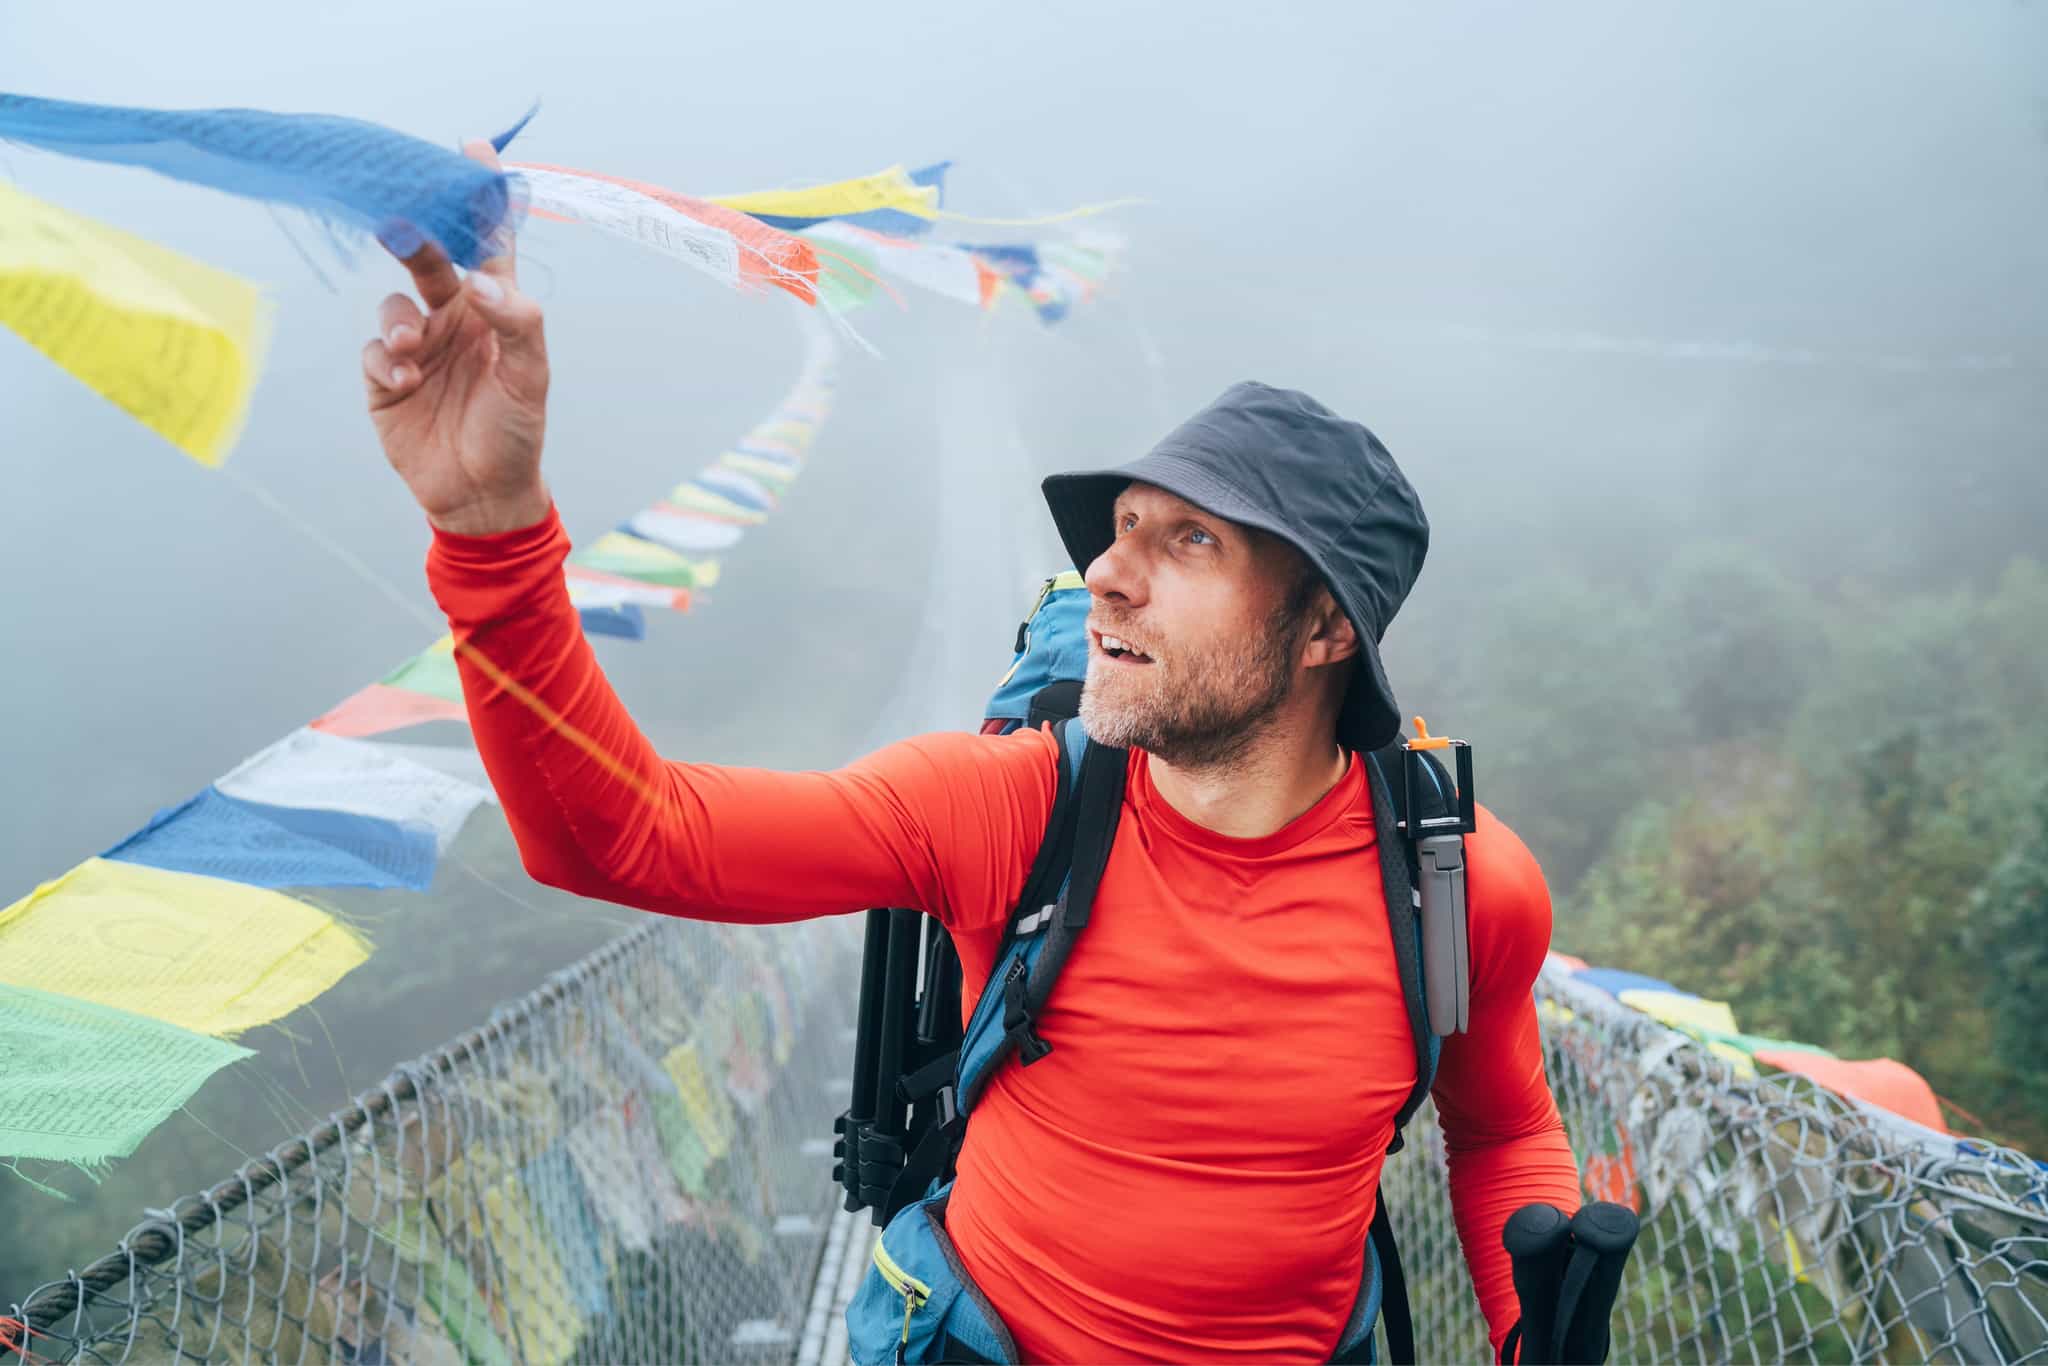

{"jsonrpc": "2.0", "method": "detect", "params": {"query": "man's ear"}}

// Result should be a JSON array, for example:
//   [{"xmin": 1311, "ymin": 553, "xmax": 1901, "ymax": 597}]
[{"xmin": 1303, "ymin": 590, "xmax": 1360, "ymax": 666}]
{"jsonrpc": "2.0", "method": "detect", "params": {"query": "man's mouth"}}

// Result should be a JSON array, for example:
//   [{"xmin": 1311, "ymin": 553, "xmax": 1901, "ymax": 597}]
[{"xmin": 1095, "ymin": 630, "xmax": 1155, "ymax": 664}]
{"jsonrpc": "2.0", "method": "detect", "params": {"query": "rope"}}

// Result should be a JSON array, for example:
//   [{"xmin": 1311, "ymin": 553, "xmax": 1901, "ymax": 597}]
[{"xmin": 12, "ymin": 915, "xmax": 667, "ymax": 1341}]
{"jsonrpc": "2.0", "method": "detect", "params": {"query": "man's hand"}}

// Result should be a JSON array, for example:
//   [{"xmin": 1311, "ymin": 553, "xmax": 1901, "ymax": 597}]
[{"xmin": 363, "ymin": 139, "xmax": 552, "ymax": 536}]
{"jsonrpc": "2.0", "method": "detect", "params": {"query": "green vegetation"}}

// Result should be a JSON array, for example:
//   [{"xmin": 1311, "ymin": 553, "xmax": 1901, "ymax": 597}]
[{"xmin": 1412, "ymin": 550, "xmax": 2048, "ymax": 1151}]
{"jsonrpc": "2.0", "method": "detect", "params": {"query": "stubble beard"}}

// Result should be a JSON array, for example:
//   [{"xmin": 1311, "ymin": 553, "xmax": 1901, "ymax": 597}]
[{"xmin": 1077, "ymin": 620, "xmax": 1304, "ymax": 770}]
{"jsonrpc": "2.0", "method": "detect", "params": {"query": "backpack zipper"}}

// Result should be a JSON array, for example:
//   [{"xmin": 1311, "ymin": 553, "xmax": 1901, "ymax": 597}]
[
  {"xmin": 1011, "ymin": 571, "xmax": 1089, "ymax": 661},
  {"xmin": 872, "ymin": 1240, "xmax": 932, "ymax": 1346},
  {"xmin": 1014, "ymin": 575, "xmax": 1057, "ymax": 654}
]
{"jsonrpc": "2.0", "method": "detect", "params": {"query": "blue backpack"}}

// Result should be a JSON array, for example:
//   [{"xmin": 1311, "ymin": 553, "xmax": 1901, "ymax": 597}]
[{"xmin": 836, "ymin": 571, "xmax": 1475, "ymax": 1365}]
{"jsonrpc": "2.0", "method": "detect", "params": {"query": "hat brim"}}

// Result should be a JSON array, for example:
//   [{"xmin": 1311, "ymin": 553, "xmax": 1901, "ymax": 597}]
[{"xmin": 1042, "ymin": 454, "xmax": 1404, "ymax": 753}]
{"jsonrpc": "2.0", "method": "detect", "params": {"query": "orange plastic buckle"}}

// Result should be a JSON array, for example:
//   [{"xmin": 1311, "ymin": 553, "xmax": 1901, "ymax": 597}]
[{"xmin": 1407, "ymin": 716, "xmax": 1452, "ymax": 751}]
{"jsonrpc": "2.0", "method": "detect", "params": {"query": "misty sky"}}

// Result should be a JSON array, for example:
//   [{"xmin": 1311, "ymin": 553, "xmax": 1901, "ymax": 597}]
[
  {"xmin": 1, "ymin": 0, "xmax": 2044, "ymax": 1281},
  {"xmin": 5, "ymin": 0, "xmax": 2045, "ymax": 895}
]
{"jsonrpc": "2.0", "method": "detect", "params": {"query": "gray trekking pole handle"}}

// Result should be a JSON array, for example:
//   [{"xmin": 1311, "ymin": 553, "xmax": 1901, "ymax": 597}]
[
  {"xmin": 1402, "ymin": 719, "xmax": 1475, "ymax": 1036},
  {"xmin": 1418, "ymin": 833, "xmax": 1469, "ymax": 1035}
]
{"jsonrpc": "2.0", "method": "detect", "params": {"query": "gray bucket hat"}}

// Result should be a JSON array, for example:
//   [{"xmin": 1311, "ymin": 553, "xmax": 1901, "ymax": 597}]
[{"xmin": 1041, "ymin": 381, "xmax": 1428, "ymax": 752}]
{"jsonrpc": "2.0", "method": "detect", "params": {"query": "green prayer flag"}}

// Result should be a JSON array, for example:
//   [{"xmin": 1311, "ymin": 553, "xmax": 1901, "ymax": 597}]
[
  {"xmin": 1687, "ymin": 1022, "xmax": 1838, "ymax": 1061},
  {"xmin": 569, "ymin": 536, "xmax": 704, "ymax": 589},
  {"xmin": 812, "ymin": 236, "xmax": 881, "ymax": 314},
  {"xmin": 1041, "ymin": 241, "xmax": 1110, "ymax": 282},
  {"xmin": 381, "ymin": 648, "xmax": 465, "ymax": 704},
  {"xmin": 570, "ymin": 554, "xmax": 697, "ymax": 588},
  {"xmin": 648, "ymin": 1087, "xmax": 710, "ymax": 1196},
  {"xmin": 0, "ymin": 981, "xmax": 252, "ymax": 1169}
]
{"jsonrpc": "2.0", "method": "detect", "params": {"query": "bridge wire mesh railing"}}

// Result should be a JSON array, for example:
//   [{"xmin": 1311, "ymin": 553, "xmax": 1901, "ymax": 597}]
[
  {"xmin": 9, "ymin": 938, "xmax": 2048, "ymax": 1364},
  {"xmin": 1383, "ymin": 969, "xmax": 2048, "ymax": 1364},
  {"xmin": 4, "ymin": 912, "xmax": 860, "ymax": 1365}
]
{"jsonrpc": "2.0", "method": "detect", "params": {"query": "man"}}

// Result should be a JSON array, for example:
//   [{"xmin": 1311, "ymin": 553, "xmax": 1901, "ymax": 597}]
[{"xmin": 360, "ymin": 143, "xmax": 1581, "ymax": 1363}]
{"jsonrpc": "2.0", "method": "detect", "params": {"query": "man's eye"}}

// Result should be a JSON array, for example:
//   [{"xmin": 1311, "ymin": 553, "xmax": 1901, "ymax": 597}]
[{"xmin": 1187, "ymin": 528, "xmax": 1214, "ymax": 546}]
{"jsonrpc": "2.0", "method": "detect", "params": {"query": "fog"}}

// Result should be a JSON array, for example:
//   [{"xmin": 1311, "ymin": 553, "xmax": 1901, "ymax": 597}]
[{"xmin": 3, "ymin": 0, "xmax": 2044, "ymax": 1290}]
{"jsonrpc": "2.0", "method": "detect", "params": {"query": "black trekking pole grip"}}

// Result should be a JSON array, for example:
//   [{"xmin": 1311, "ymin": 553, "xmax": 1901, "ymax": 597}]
[
  {"xmin": 1554, "ymin": 1202, "xmax": 1639, "ymax": 1365},
  {"xmin": 836, "ymin": 909, "xmax": 894, "ymax": 1211},
  {"xmin": 847, "ymin": 910, "xmax": 891, "ymax": 1124},
  {"xmin": 1500, "ymin": 1202, "xmax": 1573, "ymax": 1364}
]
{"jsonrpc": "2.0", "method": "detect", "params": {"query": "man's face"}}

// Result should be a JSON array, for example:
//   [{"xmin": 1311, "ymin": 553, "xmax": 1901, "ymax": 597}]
[{"xmin": 1077, "ymin": 482, "xmax": 1315, "ymax": 768}]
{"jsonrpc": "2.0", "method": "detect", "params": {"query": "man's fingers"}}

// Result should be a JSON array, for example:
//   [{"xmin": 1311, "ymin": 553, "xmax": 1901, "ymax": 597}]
[
  {"xmin": 378, "ymin": 293, "xmax": 428, "ymax": 356},
  {"xmin": 463, "ymin": 272, "xmax": 547, "ymax": 388},
  {"xmin": 361, "ymin": 337, "xmax": 419, "ymax": 398},
  {"xmin": 462, "ymin": 137, "xmax": 521, "ymax": 285},
  {"xmin": 400, "ymin": 240, "xmax": 464, "ymax": 312},
  {"xmin": 379, "ymin": 141, "xmax": 517, "ymax": 304}
]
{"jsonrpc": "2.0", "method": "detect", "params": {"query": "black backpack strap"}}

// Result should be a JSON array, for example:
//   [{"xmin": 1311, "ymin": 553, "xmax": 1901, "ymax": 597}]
[
  {"xmin": 888, "ymin": 1082, "xmax": 964, "ymax": 1217},
  {"xmin": 1000, "ymin": 732, "xmax": 1127, "ymax": 1066},
  {"xmin": 870, "ymin": 716, "xmax": 1096, "ymax": 1219},
  {"xmin": 1365, "ymin": 742, "xmax": 1434, "ymax": 1144},
  {"xmin": 1348, "ymin": 741, "xmax": 1455, "ymax": 1366},
  {"xmin": 999, "ymin": 716, "xmax": 1097, "ymax": 962},
  {"xmin": 1370, "ymin": 1196, "xmax": 1416, "ymax": 1366},
  {"xmin": 892, "ymin": 720, "xmax": 1125, "ymax": 1210},
  {"xmin": 1025, "ymin": 678, "xmax": 1083, "ymax": 732}
]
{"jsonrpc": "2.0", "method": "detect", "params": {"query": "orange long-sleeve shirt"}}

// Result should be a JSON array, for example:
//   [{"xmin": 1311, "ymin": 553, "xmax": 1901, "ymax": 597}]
[{"xmin": 427, "ymin": 508, "xmax": 1581, "ymax": 1362}]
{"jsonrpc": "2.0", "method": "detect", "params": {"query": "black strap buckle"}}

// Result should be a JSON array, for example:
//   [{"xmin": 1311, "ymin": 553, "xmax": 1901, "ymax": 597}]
[
  {"xmin": 1001, "ymin": 967, "xmax": 1053, "ymax": 1065},
  {"xmin": 884, "ymin": 1084, "xmax": 971, "ymax": 1223}
]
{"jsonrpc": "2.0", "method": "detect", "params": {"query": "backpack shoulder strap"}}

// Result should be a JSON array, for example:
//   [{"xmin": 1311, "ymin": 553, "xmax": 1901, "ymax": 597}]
[
  {"xmin": 1368, "ymin": 730, "xmax": 1472, "ymax": 1136},
  {"xmin": 999, "ymin": 716, "xmax": 1092, "ymax": 945},
  {"xmin": 1348, "ymin": 741, "xmax": 1458, "ymax": 1366},
  {"xmin": 1014, "ymin": 727, "xmax": 1125, "ymax": 992},
  {"xmin": 956, "ymin": 721, "xmax": 1127, "ymax": 1112},
  {"xmin": 882, "ymin": 718, "xmax": 1108, "ymax": 1212},
  {"xmin": 1365, "ymin": 742, "xmax": 1438, "ymax": 1144},
  {"xmin": 1369, "ymin": 1197, "xmax": 1417, "ymax": 1366}
]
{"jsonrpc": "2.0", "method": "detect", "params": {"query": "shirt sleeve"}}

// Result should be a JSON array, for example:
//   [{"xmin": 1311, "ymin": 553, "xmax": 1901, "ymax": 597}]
[
  {"xmin": 1428, "ymin": 805, "xmax": 1584, "ymax": 1351},
  {"xmin": 424, "ymin": 507, "xmax": 1056, "ymax": 930}
]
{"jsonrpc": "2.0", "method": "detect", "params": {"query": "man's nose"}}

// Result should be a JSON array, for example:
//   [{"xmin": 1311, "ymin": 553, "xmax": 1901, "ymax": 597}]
[{"xmin": 1084, "ymin": 533, "xmax": 1145, "ymax": 606}]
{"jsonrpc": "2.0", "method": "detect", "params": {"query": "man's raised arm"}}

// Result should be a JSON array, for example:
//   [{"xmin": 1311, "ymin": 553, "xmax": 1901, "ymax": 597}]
[{"xmin": 361, "ymin": 141, "xmax": 1054, "ymax": 930}]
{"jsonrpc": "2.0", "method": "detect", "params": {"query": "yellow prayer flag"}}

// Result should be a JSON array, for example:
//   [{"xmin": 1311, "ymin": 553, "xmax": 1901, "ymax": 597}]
[
  {"xmin": 0, "ymin": 859, "xmax": 368, "ymax": 1037},
  {"xmin": 0, "ymin": 181, "xmax": 271, "ymax": 466},
  {"xmin": 711, "ymin": 165, "xmax": 939, "ymax": 223},
  {"xmin": 1619, "ymin": 989, "xmax": 1757, "ymax": 1078},
  {"xmin": 661, "ymin": 1040, "xmax": 735, "ymax": 1161},
  {"xmin": 431, "ymin": 1148, "xmax": 584, "ymax": 1366},
  {"xmin": 717, "ymin": 452, "xmax": 798, "ymax": 488},
  {"xmin": 578, "ymin": 531, "xmax": 722, "ymax": 589},
  {"xmin": 665, "ymin": 482, "xmax": 768, "ymax": 524},
  {"xmin": 755, "ymin": 419, "xmax": 815, "ymax": 446},
  {"xmin": 1618, "ymin": 988, "xmax": 1739, "ymax": 1036}
]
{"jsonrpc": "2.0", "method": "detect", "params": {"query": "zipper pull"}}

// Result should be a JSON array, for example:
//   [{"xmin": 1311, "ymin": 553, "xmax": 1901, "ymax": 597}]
[
  {"xmin": 1014, "ymin": 574, "xmax": 1061, "ymax": 655},
  {"xmin": 1001, "ymin": 958, "xmax": 1053, "ymax": 1064},
  {"xmin": 901, "ymin": 1287, "xmax": 919, "ymax": 1346}
]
